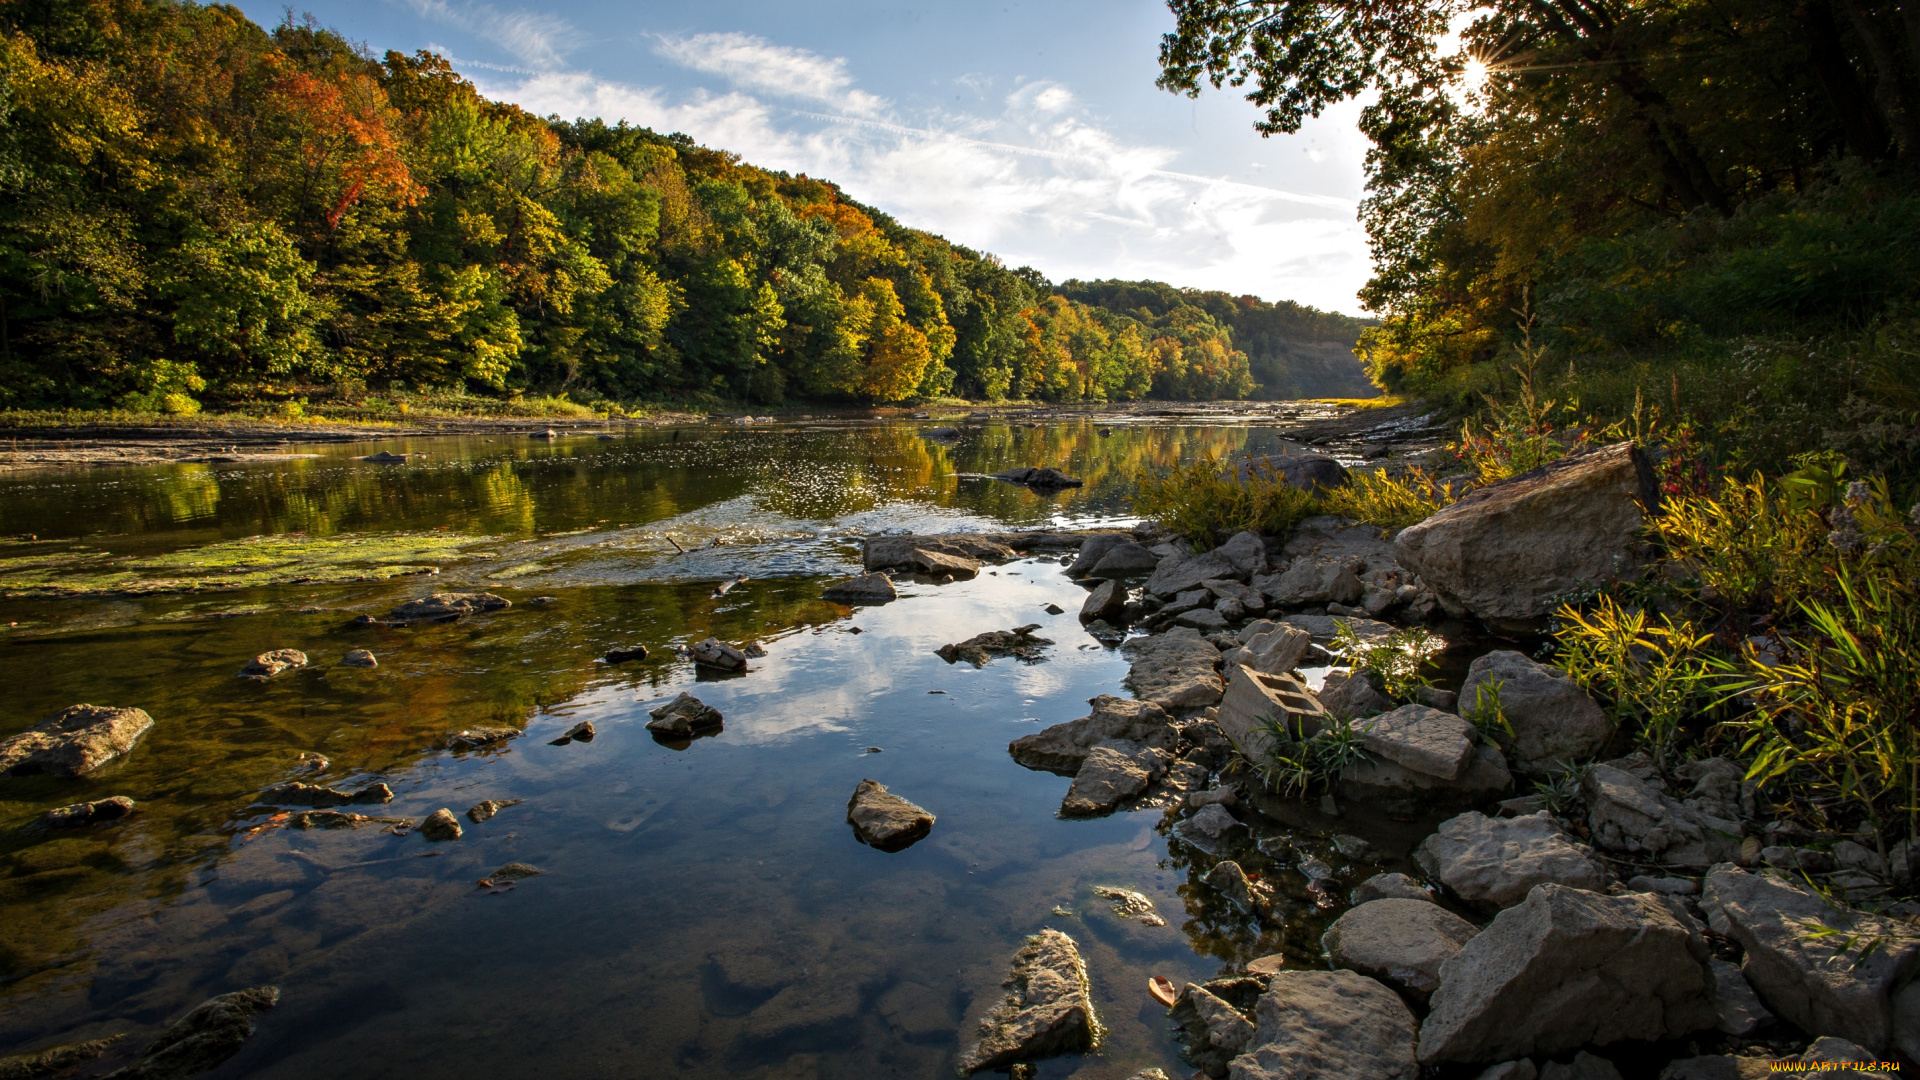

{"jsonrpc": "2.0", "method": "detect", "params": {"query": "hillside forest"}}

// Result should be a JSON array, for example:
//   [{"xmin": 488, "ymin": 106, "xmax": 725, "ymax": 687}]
[{"xmin": 0, "ymin": 0, "xmax": 1372, "ymax": 413}]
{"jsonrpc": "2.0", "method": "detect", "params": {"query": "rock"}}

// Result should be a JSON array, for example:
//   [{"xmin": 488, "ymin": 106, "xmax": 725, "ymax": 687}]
[
  {"xmin": 1700, "ymin": 864, "xmax": 1919, "ymax": 1053},
  {"xmin": 845, "ymin": 779, "xmax": 935, "ymax": 852},
  {"xmin": 1585, "ymin": 764, "xmax": 1743, "ymax": 868},
  {"xmin": 1316, "ymin": 672, "xmax": 1390, "ymax": 721},
  {"xmin": 466, "ymin": 798, "xmax": 521, "ymax": 823},
  {"xmin": 992, "ymin": 465, "xmax": 1084, "ymax": 487},
  {"xmin": 1245, "ymin": 955, "xmax": 1287, "ymax": 977},
  {"xmin": 1214, "ymin": 531, "xmax": 1269, "ymax": 575},
  {"xmin": 1122, "ymin": 628, "xmax": 1225, "ymax": 708},
  {"xmin": 1147, "ymin": 549, "xmax": 1244, "ymax": 599},
  {"xmin": 862, "ymin": 533, "xmax": 1014, "ymax": 572},
  {"xmin": 1897, "ymin": 980, "xmax": 1920, "ymax": 1065},
  {"xmin": 1080, "ymin": 579, "xmax": 1128, "ymax": 623},
  {"xmin": 418, "ymin": 808, "xmax": 463, "ymax": 841},
  {"xmin": 1170, "ymin": 982, "xmax": 1255, "ymax": 1077},
  {"xmin": 604, "ymin": 645, "xmax": 649, "ymax": 664},
  {"xmin": 688, "ymin": 637, "xmax": 748, "ymax": 671},
  {"xmin": 1709, "ymin": 956, "xmax": 1774, "ymax": 1035},
  {"xmin": 823, "ymin": 572, "xmax": 897, "ymax": 603},
  {"xmin": 1323, "ymin": 897, "xmax": 1479, "ymax": 1003},
  {"xmin": 1415, "ymin": 812, "xmax": 1609, "ymax": 912},
  {"xmin": 340, "ymin": 648, "xmax": 377, "ymax": 668},
  {"xmin": 1042, "ymin": 602, "xmax": 1065, "ymax": 615},
  {"xmin": 1091, "ymin": 542, "xmax": 1160, "ymax": 576},
  {"xmin": 1175, "ymin": 607, "xmax": 1230, "ymax": 630},
  {"xmin": 0, "ymin": 1035, "xmax": 128, "ymax": 1078},
  {"xmin": 1351, "ymin": 873, "xmax": 1433, "ymax": 905},
  {"xmin": 0, "ymin": 705, "xmax": 154, "ymax": 777},
  {"xmin": 1279, "ymin": 614, "xmax": 1395, "ymax": 646},
  {"xmin": 1337, "ymin": 744, "xmax": 1513, "ymax": 809},
  {"xmin": 1356, "ymin": 704, "xmax": 1479, "ymax": 780},
  {"xmin": 1658, "ymin": 1057, "xmax": 1773, "ymax": 1080},
  {"xmin": 1459, "ymin": 651, "xmax": 1611, "ymax": 773},
  {"xmin": 549, "ymin": 720, "xmax": 595, "ymax": 745},
  {"xmin": 444, "ymin": 726, "xmax": 518, "ymax": 749},
  {"xmin": 1627, "ymin": 875, "xmax": 1700, "ymax": 896},
  {"xmin": 385, "ymin": 592, "xmax": 510, "ymax": 623},
  {"xmin": 1161, "ymin": 588, "xmax": 1214, "ymax": 618},
  {"xmin": 1262, "ymin": 556, "xmax": 1364, "ymax": 606},
  {"xmin": 1009, "ymin": 696, "xmax": 1176, "ymax": 774},
  {"xmin": 100, "ymin": 986, "xmax": 279, "ymax": 1080},
  {"xmin": 877, "ymin": 980, "xmax": 956, "ymax": 1041},
  {"xmin": 1831, "ymin": 840, "xmax": 1885, "ymax": 878},
  {"xmin": 1539, "ymin": 1052, "xmax": 1624, "ymax": 1080},
  {"xmin": 1206, "ymin": 860, "xmax": 1275, "ymax": 918},
  {"xmin": 1239, "ymin": 453, "xmax": 1351, "ymax": 494},
  {"xmin": 288, "ymin": 810, "xmax": 406, "ymax": 829},
  {"xmin": 1417, "ymin": 884, "xmax": 1716, "ymax": 1063},
  {"xmin": 744, "ymin": 979, "xmax": 863, "ymax": 1042},
  {"xmin": 480, "ymin": 862, "xmax": 543, "ymax": 885},
  {"xmin": 40, "ymin": 795, "xmax": 136, "ymax": 828},
  {"xmin": 1215, "ymin": 666, "xmax": 1328, "ymax": 765},
  {"xmin": 1067, "ymin": 533, "xmax": 1128, "ymax": 575},
  {"xmin": 937, "ymin": 624, "xmax": 1053, "ymax": 667},
  {"xmin": 237, "ymin": 649, "xmax": 308, "ymax": 680},
  {"xmin": 1061, "ymin": 740, "xmax": 1169, "ymax": 817},
  {"xmin": 1394, "ymin": 442, "xmax": 1659, "ymax": 622},
  {"xmin": 1801, "ymin": 1036, "xmax": 1878, "ymax": 1064},
  {"xmin": 257, "ymin": 781, "xmax": 394, "ymax": 807},
  {"xmin": 1474, "ymin": 1064, "xmax": 1539, "ymax": 1080},
  {"xmin": 1226, "ymin": 969, "xmax": 1418, "ymax": 1080},
  {"xmin": 1122, "ymin": 1071, "xmax": 1171, "ymax": 1080},
  {"xmin": 1182, "ymin": 803, "xmax": 1243, "ymax": 846},
  {"xmin": 921, "ymin": 426, "xmax": 962, "ymax": 440},
  {"xmin": 957, "ymin": 929, "xmax": 1099, "ymax": 1074},
  {"xmin": 1242, "ymin": 625, "xmax": 1312, "ymax": 676},
  {"xmin": 646, "ymin": 693, "xmax": 723, "ymax": 739}
]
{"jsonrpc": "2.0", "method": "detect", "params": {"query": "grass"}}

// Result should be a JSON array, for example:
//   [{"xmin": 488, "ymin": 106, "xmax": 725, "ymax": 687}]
[
  {"xmin": 1319, "ymin": 466, "xmax": 1454, "ymax": 528},
  {"xmin": 1310, "ymin": 395, "xmax": 1406, "ymax": 409},
  {"xmin": 1129, "ymin": 454, "xmax": 1318, "ymax": 548},
  {"xmin": 0, "ymin": 532, "xmax": 490, "ymax": 597}
]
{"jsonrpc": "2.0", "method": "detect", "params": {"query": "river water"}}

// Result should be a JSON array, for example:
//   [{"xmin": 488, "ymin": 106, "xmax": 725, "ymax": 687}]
[{"xmin": 0, "ymin": 418, "xmax": 1431, "ymax": 1078}]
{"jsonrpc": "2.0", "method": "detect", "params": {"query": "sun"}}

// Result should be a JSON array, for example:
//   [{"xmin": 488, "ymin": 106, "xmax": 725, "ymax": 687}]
[{"xmin": 1463, "ymin": 58, "xmax": 1490, "ymax": 91}]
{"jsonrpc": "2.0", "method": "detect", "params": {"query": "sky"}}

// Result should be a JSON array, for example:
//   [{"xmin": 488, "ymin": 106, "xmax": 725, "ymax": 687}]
[{"xmin": 234, "ymin": 0, "xmax": 1379, "ymax": 314}]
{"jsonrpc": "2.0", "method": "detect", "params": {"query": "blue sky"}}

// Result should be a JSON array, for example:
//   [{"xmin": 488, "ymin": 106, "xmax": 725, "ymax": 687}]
[{"xmin": 237, "ymin": 0, "xmax": 1377, "ymax": 314}]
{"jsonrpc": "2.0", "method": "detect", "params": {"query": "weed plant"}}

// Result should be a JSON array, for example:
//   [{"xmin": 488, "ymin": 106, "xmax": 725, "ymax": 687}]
[
  {"xmin": 1318, "ymin": 466, "xmax": 1454, "ymax": 528},
  {"xmin": 1329, "ymin": 623, "xmax": 1442, "ymax": 703},
  {"xmin": 1552, "ymin": 596, "xmax": 1726, "ymax": 767},
  {"xmin": 1129, "ymin": 454, "xmax": 1318, "ymax": 549},
  {"xmin": 1253, "ymin": 713, "xmax": 1372, "ymax": 796}
]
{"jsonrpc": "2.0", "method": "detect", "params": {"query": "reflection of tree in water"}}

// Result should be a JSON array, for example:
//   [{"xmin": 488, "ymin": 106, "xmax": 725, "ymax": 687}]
[{"xmin": 1164, "ymin": 825, "xmax": 1377, "ymax": 974}]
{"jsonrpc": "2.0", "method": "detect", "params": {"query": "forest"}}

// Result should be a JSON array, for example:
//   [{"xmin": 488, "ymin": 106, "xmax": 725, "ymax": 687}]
[
  {"xmin": 1163, "ymin": 0, "xmax": 1920, "ymax": 482},
  {"xmin": 0, "ymin": 0, "xmax": 1374, "ymax": 413}
]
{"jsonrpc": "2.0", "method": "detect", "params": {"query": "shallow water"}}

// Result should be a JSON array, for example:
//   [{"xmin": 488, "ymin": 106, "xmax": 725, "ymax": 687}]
[{"xmin": 0, "ymin": 419, "xmax": 1429, "ymax": 1078}]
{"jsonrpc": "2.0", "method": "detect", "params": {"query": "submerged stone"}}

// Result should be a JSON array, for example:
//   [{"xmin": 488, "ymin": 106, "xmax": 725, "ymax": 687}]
[
  {"xmin": 385, "ymin": 591, "xmax": 510, "ymax": 622},
  {"xmin": 957, "ymin": 929, "xmax": 1100, "ymax": 1074},
  {"xmin": 0, "ymin": 704, "xmax": 154, "ymax": 778},
  {"xmin": 237, "ymin": 649, "xmax": 307, "ymax": 680},
  {"xmin": 100, "ymin": 986, "xmax": 278, "ymax": 1080}
]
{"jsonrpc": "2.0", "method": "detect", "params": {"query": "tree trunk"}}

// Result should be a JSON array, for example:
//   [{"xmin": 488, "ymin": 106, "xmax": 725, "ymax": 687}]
[
  {"xmin": 1839, "ymin": 0, "xmax": 1919, "ymax": 154},
  {"xmin": 1806, "ymin": 0, "xmax": 1895, "ymax": 160}
]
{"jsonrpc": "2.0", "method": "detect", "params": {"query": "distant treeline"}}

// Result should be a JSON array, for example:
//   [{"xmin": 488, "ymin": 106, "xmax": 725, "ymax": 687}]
[{"xmin": 0, "ymin": 0, "xmax": 1367, "ymax": 411}]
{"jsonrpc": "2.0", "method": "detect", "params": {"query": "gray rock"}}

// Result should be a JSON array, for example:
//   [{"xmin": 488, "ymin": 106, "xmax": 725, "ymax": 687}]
[
  {"xmin": 1322, "ymin": 897, "xmax": 1479, "ymax": 1002},
  {"xmin": 645, "ymin": 692, "xmax": 723, "ymax": 739},
  {"xmin": 1459, "ymin": 650, "xmax": 1611, "ymax": 773},
  {"xmin": 1061, "ymin": 740, "xmax": 1169, "ymax": 817},
  {"xmin": 1316, "ymin": 672, "xmax": 1390, "ymax": 721},
  {"xmin": 1261, "ymin": 556, "xmax": 1364, "ymax": 606},
  {"xmin": 1351, "ymin": 873, "xmax": 1433, "ymax": 905},
  {"xmin": 0, "ymin": 1035, "xmax": 128, "ymax": 1078},
  {"xmin": 1897, "ymin": 979, "xmax": 1920, "ymax": 1065},
  {"xmin": 846, "ymin": 778, "xmax": 935, "ymax": 852},
  {"xmin": 1216, "ymin": 666, "xmax": 1328, "ymax": 766},
  {"xmin": 1176, "ymin": 607, "xmax": 1231, "ymax": 630},
  {"xmin": 257, "ymin": 781, "xmax": 394, "ymax": 808},
  {"xmin": 1831, "ymin": 840, "xmax": 1886, "ymax": 878},
  {"xmin": 1080, "ymin": 579, "xmax": 1128, "ymax": 623},
  {"xmin": 1710, "ymin": 956, "xmax": 1774, "ymax": 1035},
  {"xmin": 1123, "ymin": 1071, "xmax": 1173, "ymax": 1080},
  {"xmin": 1171, "ymin": 982, "xmax": 1256, "ymax": 1078},
  {"xmin": 1239, "ymin": 453, "xmax": 1350, "ymax": 494},
  {"xmin": 1067, "ymin": 533, "xmax": 1128, "ymax": 576},
  {"xmin": 1009, "ymin": 696, "xmax": 1176, "ymax": 774},
  {"xmin": 907, "ymin": 547, "xmax": 982, "ymax": 578},
  {"xmin": 1242, "ymin": 625, "xmax": 1312, "ymax": 676},
  {"xmin": 1215, "ymin": 531, "xmax": 1268, "ymax": 575},
  {"xmin": 1337, "ymin": 744, "xmax": 1512, "ymax": 809},
  {"xmin": 937, "ymin": 624, "xmax": 1053, "ymax": 666},
  {"xmin": 1413, "ymin": 685, "xmax": 1457, "ymax": 710},
  {"xmin": 1205, "ymin": 578, "xmax": 1266, "ymax": 613},
  {"xmin": 1417, "ymin": 884, "xmax": 1716, "ymax": 1063},
  {"xmin": 1415, "ymin": 812, "xmax": 1608, "ymax": 912},
  {"xmin": 862, "ymin": 533, "xmax": 1014, "ymax": 572},
  {"xmin": 1226, "ymin": 969, "xmax": 1418, "ymax": 1080},
  {"xmin": 1539, "ymin": 1052, "xmax": 1624, "ymax": 1080},
  {"xmin": 1473, "ymin": 1062, "xmax": 1538, "ymax": 1080},
  {"xmin": 688, "ymin": 636, "xmax": 749, "ymax": 671},
  {"xmin": 744, "ymin": 979, "xmax": 862, "ymax": 1041},
  {"xmin": 1183, "ymin": 803, "xmax": 1243, "ymax": 845},
  {"xmin": 1356, "ymin": 704, "xmax": 1478, "ymax": 780},
  {"xmin": 1658, "ymin": 1057, "xmax": 1774, "ymax": 1080},
  {"xmin": 548, "ymin": 720, "xmax": 595, "ymax": 745},
  {"xmin": 1394, "ymin": 442, "xmax": 1659, "ymax": 622},
  {"xmin": 419, "ymin": 808, "xmax": 463, "ymax": 841},
  {"xmin": 957, "ymin": 929, "xmax": 1099, "ymax": 1074},
  {"xmin": 1092, "ymin": 542, "xmax": 1161, "ymax": 576},
  {"xmin": 41, "ymin": 795, "xmax": 136, "ymax": 827},
  {"xmin": 1627, "ymin": 875, "xmax": 1700, "ymax": 896},
  {"xmin": 823, "ymin": 572, "xmax": 897, "ymax": 603},
  {"xmin": 1585, "ymin": 764, "xmax": 1743, "ymax": 868},
  {"xmin": 1280, "ymin": 614, "xmax": 1395, "ymax": 646},
  {"xmin": 101, "ymin": 986, "xmax": 279, "ymax": 1080},
  {"xmin": 1122, "ymin": 628, "xmax": 1225, "ymax": 708},
  {"xmin": 385, "ymin": 591, "xmax": 510, "ymax": 622},
  {"xmin": 340, "ymin": 648, "xmax": 378, "ymax": 668},
  {"xmin": 0, "ymin": 704, "xmax": 154, "ymax": 777},
  {"xmin": 466, "ymin": 798, "xmax": 521, "ymax": 823},
  {"xmin": 1206, "ymin": 860, "xmax": 1275, "ymax": 919},
  {"xmin": 920, "ymin": 425, "xmax": 962, "ymax": 440},
  {"xmin": 238, "ymin": 649, "xmax": 307, "ymax": 679},
  {"xmin": 444, "ymin": 726, "xmax": 519, "ymax": 749},
  {"xmin": 1700, "ymin": 864, "xmax": 1920, "ymax": 1053},
  {"xmin": 1148, "ymin": 549, "xmax": 1244, "ymax": 599},
  {"xmin": 1161, "ymin": 588, "xmax": 1214, "ymax": 617},
  {"xmin": 1801, "ymin": 1037, "xmax": 1879, "ymax": 1068}
]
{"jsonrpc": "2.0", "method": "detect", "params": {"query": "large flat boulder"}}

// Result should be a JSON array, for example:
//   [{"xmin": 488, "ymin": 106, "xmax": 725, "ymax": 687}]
[
  {"xmin": 1356, "ymin": 704, "xmax": 1478, "ymax": 781},
  {"xmin": 1459, "ymin": 650, "xmax": 1611, "ymax": 773},
  {"xmin": 1415, "ymin": 811, "xmax": 1608, "ymax": 911},
  {"xmin": 1, "ymin": 705, "xmax": 154, "ymax": 777},
  {"xmin": 1122, "ymin": 628, "xmax": 1224, "ymax": 709},
  {"xmin": 1060, "ymin": 740, "xmax": 1169, "ymax": 817},
  {"xmin": 863, "ymin": 533, "xmax": 1016, "ymax": 571},
  {"xmin": 1009, "ymin": 696, "xmax": 1176, "ymax": 775},
  {"xmin": 1261, "ymin": 556, "xmax": 1363, "ymax": 606},
  {"xmin": 1092, "ymin": 542, "xmax": 1160, "ymax": 576},
  {"xmin": 1322, "ymin": 897, "xmax": 1479, "ymax": 1002},
  {"xmin": 1394, "ymin": 441, "xmax": 1659, "ymax": 622},
  {"xmin": 1701, "ymin": 864, "xmax": 1920, "ymax": 1053},
  {"xmin": 957, "ymin": 930, "xmax": 1099, "ymax": 1074},
  {"xmin": 1148, "ymin": 549, "xmax": 1245, "ymax": 599},
  {"xmin": 1585, "ymin": 764, "xmax": 1743, "ymax": 868},
  {"xmin": 846, "ymin": 779, "xmax": 935, "ymax": 852},
  {"xmin": 1418, "ymin": 884, "xmax": 1716, "ymax": 1064},
  {"xmin": 1227, "ymin": 970, "xmax": 1419, "ymax": 1080},
  {"xmin": 823, "ymin": 572, "xmax": 896, "ymax": 603}
]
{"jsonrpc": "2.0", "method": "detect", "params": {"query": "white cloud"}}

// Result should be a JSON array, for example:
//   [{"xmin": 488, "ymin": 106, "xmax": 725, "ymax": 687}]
[
  {"xmin": 473, "ymin": 46, "xmax": 1373, "ymax": 313},
  {"xmin": 652, "ymin": 32, "xmax": 886, "ymax": 118},
  {"xmin": 401, "ymin": 0, "xmax": 578, "ymax": 70}
]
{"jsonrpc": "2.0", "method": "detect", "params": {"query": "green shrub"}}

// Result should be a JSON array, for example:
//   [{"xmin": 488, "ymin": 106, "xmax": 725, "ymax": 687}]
[
  {"xmin": 1130, "ymin": 454, "xmax": 1318, "ymax": 549},
  {"xmin": 1552, "ymin": 595, "xmax": 1727, "ymax": 766},
  {"xmin": 1330, "ymin": 623, "xmax": 1442, "ymax": 703},
  {"xmin": 1252, "ymin": 714, "xmax": 1372, "ymax": 797},
  {"xmin": 1318, "ymin": 466, "xmax": 1453, "ymax": 528}
]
